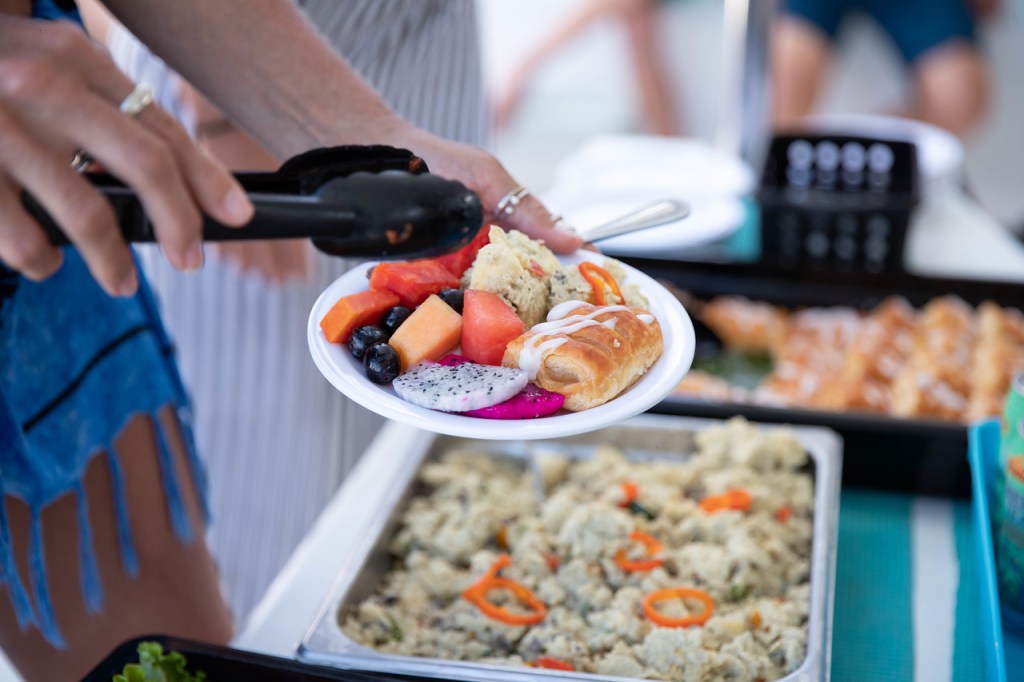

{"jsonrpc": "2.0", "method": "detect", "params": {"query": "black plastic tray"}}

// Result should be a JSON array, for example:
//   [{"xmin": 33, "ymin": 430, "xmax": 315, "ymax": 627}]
[
  {"xmin": 629, "ymin": 256, "xmax": 1024, "ymax": 499},
  {"xmin": 81, "ymin": 635, "xmax": 450, "ymax": 682}
]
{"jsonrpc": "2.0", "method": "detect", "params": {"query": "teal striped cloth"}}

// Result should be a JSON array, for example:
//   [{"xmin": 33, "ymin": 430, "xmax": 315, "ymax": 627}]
[{"xmin": 832, "ymin": 491, "xmax": 985, "ymax": 682}]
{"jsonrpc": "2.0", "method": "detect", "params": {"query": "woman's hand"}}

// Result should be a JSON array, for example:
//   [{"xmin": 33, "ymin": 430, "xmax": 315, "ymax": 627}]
[
  {"xmin": 0, "ymin": 16, "xmax": 253, "ymax": 296},
  {"xmin": 384, "ymin": 124, "xmax": 584, "ymax": 255}
]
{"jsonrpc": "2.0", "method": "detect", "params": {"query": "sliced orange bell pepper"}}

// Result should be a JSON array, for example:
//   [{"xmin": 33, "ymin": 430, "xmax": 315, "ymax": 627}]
[
  {"xmin": 615, "ymin": 530, "xmax": 663, "ymax": 572},
  {"xmin": 642, "ymin": 587, "xmax": 715, "ymax": 628},
  {"xmin": 700, "ymin": 488, "xmax": 752, "ymax": 514},
  {"xmin": 578, "ymin": 262, "xmax": 624, "ymax": 306},
  {"xmin": 462, "ymin": 554, "xmax": 547, "ymax": 626}
]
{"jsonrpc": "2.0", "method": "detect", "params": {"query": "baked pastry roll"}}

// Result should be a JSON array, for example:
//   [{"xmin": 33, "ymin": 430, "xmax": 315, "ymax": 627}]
[{"xmin": 502, "ymin": 301, "xmax": 663, "ymax": 411}]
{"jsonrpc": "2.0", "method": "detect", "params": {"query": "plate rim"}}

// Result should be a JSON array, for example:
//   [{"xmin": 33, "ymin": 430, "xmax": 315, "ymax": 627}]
[{"xmin": 307, "ymin": 250, "xmax": 695, "ymax": 440}]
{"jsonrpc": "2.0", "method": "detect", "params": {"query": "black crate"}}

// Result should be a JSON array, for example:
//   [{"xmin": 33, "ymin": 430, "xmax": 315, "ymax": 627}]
[
  {"xmin": 757, "ymin": 134, "xmax": 920, "ymax": 273},
  {"xmin": 81, "ymin": 635, "xmax": 442, "ymax": 682}
]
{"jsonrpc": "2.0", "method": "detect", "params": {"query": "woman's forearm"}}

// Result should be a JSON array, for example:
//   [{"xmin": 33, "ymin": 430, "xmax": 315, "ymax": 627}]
[{"xmin": 100, "ymin": 0, "xmax": 408, "ymax": 159}]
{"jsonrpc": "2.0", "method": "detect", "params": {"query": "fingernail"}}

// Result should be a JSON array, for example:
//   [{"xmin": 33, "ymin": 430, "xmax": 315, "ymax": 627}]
[
  {"xmin": 116, "ymin": 269, "xmax": 138, "ymax": 297},
  {"xmin": 221, "ymin": 184, "xmax": 254, "ymax": 225},
  {"xmin": 183, "ymin": 242, "xmax": 204, "ymax": 272}
]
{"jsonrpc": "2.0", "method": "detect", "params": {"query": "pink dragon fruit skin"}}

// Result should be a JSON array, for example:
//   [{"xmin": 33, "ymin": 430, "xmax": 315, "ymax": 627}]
[
  {"xmin": 463, "ymin": 383, "xmax": 565, "ymax": 419},
  {"xmin": 438, "ymin": 353, "xmax": 470, "ymax": 367},
  {"xmin": 440, "ymin": 354, "xmax": 565, "ymax": 419}
]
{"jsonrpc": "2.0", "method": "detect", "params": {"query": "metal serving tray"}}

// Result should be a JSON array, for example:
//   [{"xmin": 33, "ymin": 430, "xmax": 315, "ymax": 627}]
[{"xmin": 298, "ymin": 414, "xmax": 842, "ymax": 682}]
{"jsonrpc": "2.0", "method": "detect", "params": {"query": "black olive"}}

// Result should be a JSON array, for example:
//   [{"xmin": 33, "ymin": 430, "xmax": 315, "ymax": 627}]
[
  {"xmin": 381, "ymin": 306, "xmax": 412, "ymax": 335},
  {"xmin": 349, "ymin": 325, "xmax": 388, "ymax": 360},
  {"xmin": 365, "ymin": 343, "xmax": 401, "ymax": 384},
  {"xmin": 438, "ymin": 288, "xmax": 464, "ymax": 314}
]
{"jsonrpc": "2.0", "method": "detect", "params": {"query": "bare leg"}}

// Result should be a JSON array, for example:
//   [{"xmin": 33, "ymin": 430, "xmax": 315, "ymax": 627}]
[
  {"xmin": 622, "ymin": 1, "xmax": 682, "ymax": 136},
  {"xmin": 0, "ymin": 409, "xmax": 232, "ymax": 681},
  {"xmin": 771, "ymin": 16, "xmax": 832, "ymax": 129},
  {"xmin": 493, "ymin": 0, "xmax": 653, "ymax": 130},
  {"xmin": 912, "ymin": 39, "xmax": 989, "ymax": 136}
]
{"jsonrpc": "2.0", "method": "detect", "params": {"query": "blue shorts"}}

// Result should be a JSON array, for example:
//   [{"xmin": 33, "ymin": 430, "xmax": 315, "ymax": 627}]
[{"xmin": 784, "ymin": 0, "xmax": 977, "ymax": 63}]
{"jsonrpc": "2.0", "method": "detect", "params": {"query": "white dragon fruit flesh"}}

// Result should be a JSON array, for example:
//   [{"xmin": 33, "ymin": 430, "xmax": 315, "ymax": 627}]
[{"xmin": 392, "ymin": 360, "xmax": 528, "ymax": 412}]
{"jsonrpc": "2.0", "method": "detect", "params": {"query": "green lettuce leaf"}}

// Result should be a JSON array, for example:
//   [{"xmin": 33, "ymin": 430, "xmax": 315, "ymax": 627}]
[{"xmin": 112, "ymin": 642, "xmax": 207, "ymax": 682}]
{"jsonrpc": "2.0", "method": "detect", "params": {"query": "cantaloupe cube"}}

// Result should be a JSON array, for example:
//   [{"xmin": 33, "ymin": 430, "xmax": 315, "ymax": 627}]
[{"xmin": 388, "ymin": 294, "xmax": 463, "ymax": 371}]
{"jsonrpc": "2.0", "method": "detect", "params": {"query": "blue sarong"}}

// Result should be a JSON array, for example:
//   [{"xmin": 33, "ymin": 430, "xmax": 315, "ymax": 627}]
[{"xmin": 0, "ymin": 2, "xmax": 207, "ymax": 650}]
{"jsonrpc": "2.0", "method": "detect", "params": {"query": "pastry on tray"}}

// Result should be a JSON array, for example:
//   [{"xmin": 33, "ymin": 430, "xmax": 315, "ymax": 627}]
[{"xmin": 676, "ymin": 292, "xmax": 1024, "ymax": 423}]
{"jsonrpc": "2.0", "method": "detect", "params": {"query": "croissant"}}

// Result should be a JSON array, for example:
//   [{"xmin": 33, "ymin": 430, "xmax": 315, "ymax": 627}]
[{"xmin": 502, "ymin": 301, "xmax": 663, "ymax": 411}]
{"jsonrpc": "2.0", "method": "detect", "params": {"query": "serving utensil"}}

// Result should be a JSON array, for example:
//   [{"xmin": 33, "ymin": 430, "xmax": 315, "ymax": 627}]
[
  {"xmin": 29, "ymin": 145, "xmax": 482, "ymax": 260},
  {"xmin": 576, "ymin": 198, "xmax": 690, "ymax": 243}
]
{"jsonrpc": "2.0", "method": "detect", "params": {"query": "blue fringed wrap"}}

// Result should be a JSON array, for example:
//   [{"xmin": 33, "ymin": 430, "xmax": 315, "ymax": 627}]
[{"xmin": 0, "ymin": 250, "xmax": 208, "ymax": 648}]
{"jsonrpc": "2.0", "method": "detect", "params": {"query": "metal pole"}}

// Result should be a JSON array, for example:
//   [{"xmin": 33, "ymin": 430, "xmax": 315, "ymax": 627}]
[{"xmin": 716, "ymin": 0, "xmax": 778, "ymax": 173}]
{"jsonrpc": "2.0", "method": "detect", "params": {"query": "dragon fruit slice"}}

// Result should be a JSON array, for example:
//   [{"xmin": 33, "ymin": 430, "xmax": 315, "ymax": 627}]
[
  {"xmin": 393, "ymin": 360, "xmax": 528, "ymax": 412},
  {"xmin": 463, "ymin": 383, "xmax": 565, "ymax": 419},
  {"xmin": 438, "ymin": 353, "xmax": 469, "ymax": 367}
]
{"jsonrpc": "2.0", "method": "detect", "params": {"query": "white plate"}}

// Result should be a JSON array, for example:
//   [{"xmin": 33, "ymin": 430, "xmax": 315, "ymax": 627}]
[
  {"xmin": 307, "ymin": 251, "xmax": 695, "ymax": 440},
  {"xmin": 544, "ymin": 191, "xmax": 747, "ymax": 255}
]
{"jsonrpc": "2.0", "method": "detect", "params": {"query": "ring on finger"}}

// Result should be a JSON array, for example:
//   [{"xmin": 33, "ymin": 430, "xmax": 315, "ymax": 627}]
[
  {"xmin": 70, "ymin": 84, "xmax": 155, "ymax": 173},
  {"xmin": 118, "ymin": 84, "xmax": 155, "ymax": 116},
  {"xmin": 549, "ymin": 214, "xmax": 578, "ymax": 235},
  {"xmin": 495, "ymin": 185, "xmax": 530, "ymax": 218}
]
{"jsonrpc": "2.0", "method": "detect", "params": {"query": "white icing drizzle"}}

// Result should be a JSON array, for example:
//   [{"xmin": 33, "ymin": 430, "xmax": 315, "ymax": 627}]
[
  {"xmin": 637, "ymin": 314, "xmax": 654, "ymax": 325},
  {"xmin": 515, "ymin": 301, "xmax": 633, "ymax": 380},
  {"xmin": 518, "ymin": 337, "xmax": 569, "ymax": 380}
]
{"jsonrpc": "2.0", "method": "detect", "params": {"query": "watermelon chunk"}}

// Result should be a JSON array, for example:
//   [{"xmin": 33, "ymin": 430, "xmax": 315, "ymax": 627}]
[
  {"xmin": 435, "ymin": 225, "xmax": 490, "ymax": 278},
  {"xmin": 461, "ymin": 289, "xmax": 526, "ymax": 366},
  {"xmin": 369, "ymin": 260, "xmax": 460, "ymax": 309}
]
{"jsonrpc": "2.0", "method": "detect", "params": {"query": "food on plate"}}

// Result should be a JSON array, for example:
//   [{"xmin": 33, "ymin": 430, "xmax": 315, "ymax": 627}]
[
  {"xmin": 676, "ymin": 294, "xmax": 1024, "ymax": 423},
  {"xmin": 365, "ymin": 343, "xmax": 401, "ymax": 385},
  {"xmin": 503, "ymin": 301, "xmax": 663, "ymax": 411},
  {"xmin": 438, "ymin": 288, "xmax": 465, "ymax": 314},
  {"xmin": 342, "ymin": 419, "xmax": 814, "ymax": 680},
  {"xmin": 388, "ymin": 294, "xmax": 463, "ymax": 371},
  {"xmin": 462, "ymin": 290, "xmax": 526, "ymax": 366},
  {"xmin": 392, "ymin": 360, "xmax": 528, "ymax": 411},
  {"xmin": 349, "ymin": 325, "xmax": 389, "ymax": 361},
  {"xmin": 113, "ymin": 641, "xmax": 207, "ymax": 682},
  {"xmin": 468, "ymin": 226, "xmax": 560, "ymax": 327},
  {"xmin": 435, "ymin": 225, "xmax": 491, "ymax": 279},
  {"xmin": 319, "ymin": 289, "xmax": 400, "ymax": 344},
  {"xmin": 437, "ymin": 354, "xmax": 565, "ymax": 419},
  {"xmin": 549, "ymin": 261, "xmax": 648, "ymax": 310},
  {"xmin": 369, "ymin": 259, "xmax": 461, "ymax": 309},
  {"xmin": 463, "ymin": 383, "xmax": 566, "ymax": 420},
  {"xmin": 381, "ymin": 305, "xmax": 412, "ymax": 335},
  {"xmin": 319, "ymin": 225, "xmax": 666, "ymax": 418}
]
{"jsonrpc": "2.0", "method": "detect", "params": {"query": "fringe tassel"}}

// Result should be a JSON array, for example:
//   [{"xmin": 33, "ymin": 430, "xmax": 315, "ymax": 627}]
[
  {"xmin": 28, "ymin": 511, "xmax": 65, "ymax": 649},
  {"xmin": 74, "ymin": 483, "xmax": 103, "ymax": 614},
  {"xmin": 153, "ymin": 417, "xmax": 192, "ymax": 542},
  {"xmin": 0, "ymin": 490, "xmax": 34, "ymax": 631},
  {"xmin": 176, "ymin": 405, "xmax": 210, "ymax": 525},
  {"xmin": 105, "ymin": 446, "xmax": 139, "ymax": 577}
]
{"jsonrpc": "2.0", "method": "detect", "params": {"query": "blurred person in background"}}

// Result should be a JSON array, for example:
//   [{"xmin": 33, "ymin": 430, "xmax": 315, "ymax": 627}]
[
  {"xmin": 772, "ymin": 0, "xmax": 996, "ymax": 136},
  {"xmin": 2, "ymin": 1, "xmax": 579, "ymax": 679},
  {"xmin": 493, "ymin": 0, "xmax": 683, "ymax": 136},
  {"xmin": 81, "ymin": 0, "xmax": 582, "ymax": 629}
]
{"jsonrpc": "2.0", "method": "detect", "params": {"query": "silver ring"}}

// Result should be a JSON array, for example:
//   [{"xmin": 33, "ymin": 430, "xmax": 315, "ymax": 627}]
[
  {"xmin": 70, "ymin": 85, "xmax": 154, "ymax": 173},
  {"xmin": 551, "ymin": 214, "xmax": 578, "ymax": 235},
  {"xmin": 495, "ymin": 185, "xmax": 530, "ymax": 218},
  {"xmin": 119, "ymin": 84, "xmax": 154, "ymax": 116},
  {"xmin": 70, "ymin": 149, "xmax": 93, "ymax": 173}
]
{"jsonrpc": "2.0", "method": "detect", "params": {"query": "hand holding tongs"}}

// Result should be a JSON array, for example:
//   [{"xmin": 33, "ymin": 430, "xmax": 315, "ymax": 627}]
[{"xmin": 27, "ymin": 145, "xmax": 483, "ymax": 260}]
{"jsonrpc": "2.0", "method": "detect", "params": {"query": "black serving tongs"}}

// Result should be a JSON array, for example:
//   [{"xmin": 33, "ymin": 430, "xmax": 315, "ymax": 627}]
[{"xmin": 27, "ymin": 145, "xmax": 483, "ymax": 260}]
